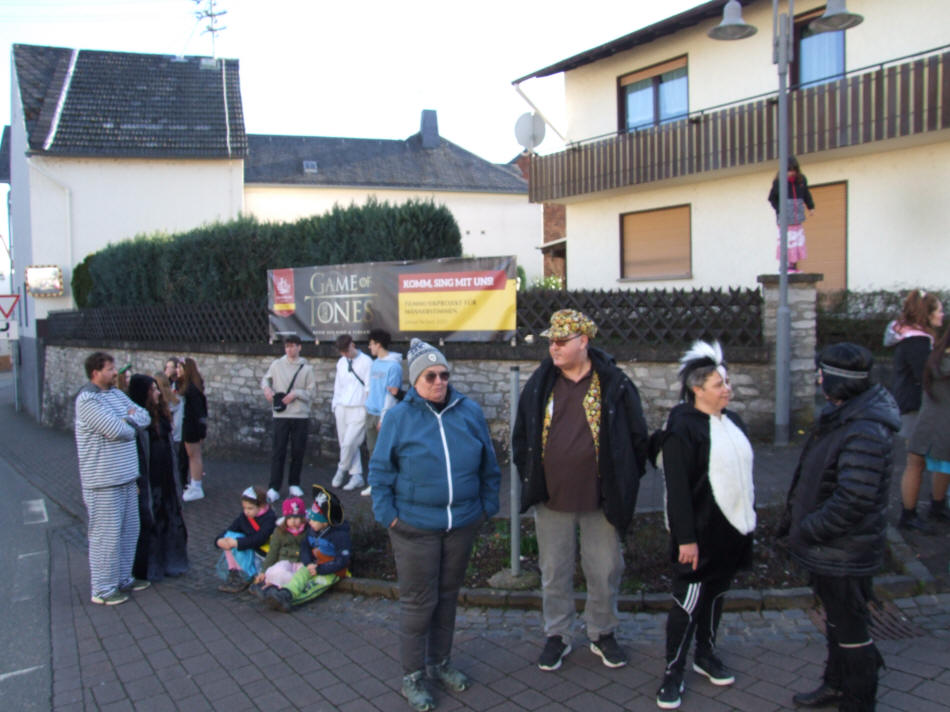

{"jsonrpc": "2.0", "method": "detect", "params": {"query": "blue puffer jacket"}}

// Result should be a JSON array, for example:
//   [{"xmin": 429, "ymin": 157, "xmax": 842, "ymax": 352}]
[{"xmin": 369, "ymin": 385, "xmax": 501, "ymax": 532}]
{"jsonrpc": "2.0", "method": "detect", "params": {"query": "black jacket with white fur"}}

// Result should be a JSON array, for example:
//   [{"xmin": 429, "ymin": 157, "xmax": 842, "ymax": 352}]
[{"xmin": 650, "ymin": 403, "xmax": 755, "ymax": 582}]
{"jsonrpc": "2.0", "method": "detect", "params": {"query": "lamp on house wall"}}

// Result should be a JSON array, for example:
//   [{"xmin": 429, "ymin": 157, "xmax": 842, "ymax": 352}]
[{"xmin": 708, "ymin": 0, "xmax": 862, "ymax": 445}]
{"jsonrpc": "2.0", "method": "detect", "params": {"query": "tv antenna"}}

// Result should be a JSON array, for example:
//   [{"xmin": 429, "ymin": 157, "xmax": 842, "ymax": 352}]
[
  {"xmin": 515, "ymin": 112, "xmax": 545, "ymax": 152},
  {"xmin": 192, "ymin": 0, "xmax": 228, "ymax": 57}
]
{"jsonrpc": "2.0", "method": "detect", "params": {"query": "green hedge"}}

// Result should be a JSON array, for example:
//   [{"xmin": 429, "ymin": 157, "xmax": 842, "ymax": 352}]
[
  {"xmin": 817, "ymin": 289, "xmax": 950, "ymax": 355},
  {"xmin": 74, "ymin": 199, "xmax": 462, "ymax": 307}
]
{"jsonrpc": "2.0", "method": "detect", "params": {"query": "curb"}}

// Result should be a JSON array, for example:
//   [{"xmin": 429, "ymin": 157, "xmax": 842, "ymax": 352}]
[{"xmin": 335, "ymin": 525, "xmax": 937, "ymax": 612}]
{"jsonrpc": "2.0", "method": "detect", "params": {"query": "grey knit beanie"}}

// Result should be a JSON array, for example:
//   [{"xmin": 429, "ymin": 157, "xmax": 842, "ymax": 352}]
[{"xmin": 407, "ymin": 338, "xmax": 449, "ymax": 386}]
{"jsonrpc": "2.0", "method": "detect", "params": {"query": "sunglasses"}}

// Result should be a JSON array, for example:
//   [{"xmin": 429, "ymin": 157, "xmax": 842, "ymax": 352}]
[
  {"xmin": 549, "ymin": 334, "xmax": 581, "ymax": 348},
  {"xmin": 423, "ymin": 370, "xmax": 450, "ymax": 384}
]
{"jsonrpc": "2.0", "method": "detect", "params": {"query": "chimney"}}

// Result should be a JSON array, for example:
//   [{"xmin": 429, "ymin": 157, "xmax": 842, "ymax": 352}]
[{"xmin": 420, "ymin": 109, "xmax": 439, "ymax": 149}]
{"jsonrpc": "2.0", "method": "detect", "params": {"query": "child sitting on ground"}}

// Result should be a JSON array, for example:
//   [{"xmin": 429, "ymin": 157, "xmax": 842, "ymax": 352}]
[
  {"xmin": 249, "ymin": 496, "xmax": 309, "ymax": 599},
  {"xmin": 265, "ymin": 485, "xmax": 352, "ymax": 613},
  {"xmin": 216, "ymin": 486, "xmax": 277, "ymax": 593}
]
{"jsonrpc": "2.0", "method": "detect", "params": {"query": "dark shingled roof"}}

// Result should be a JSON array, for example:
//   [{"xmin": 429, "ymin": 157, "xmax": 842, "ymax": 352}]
[
  {"xmin": 513, "ymin": 0, "xmax": 755, "ymax": 82},
  {"xmin": 13, "ymin": 43, "xmax": 247, "ymax": 158},
  {"xmin": 244, "ymin": 132, "xmax": 528, "ymax": 194}
]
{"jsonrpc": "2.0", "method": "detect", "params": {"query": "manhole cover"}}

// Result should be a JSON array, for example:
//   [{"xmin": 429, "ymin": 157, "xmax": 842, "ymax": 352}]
[{"xmin": 807, "ymin": 600, "xmax": 924, "ymax": 640}]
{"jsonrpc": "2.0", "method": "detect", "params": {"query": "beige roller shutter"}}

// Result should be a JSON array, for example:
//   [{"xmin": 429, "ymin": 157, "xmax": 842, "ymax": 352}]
[
  {"xmin": 797, "ymin": 182, "xmax": 847, "ymax": 291},
  {"xmin": 621, "ymin": 204, "xmax": 691, "ymax": 280}
]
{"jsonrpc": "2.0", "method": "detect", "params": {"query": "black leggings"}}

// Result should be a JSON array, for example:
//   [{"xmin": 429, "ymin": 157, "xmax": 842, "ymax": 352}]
[{"xmin": 664, "ymin": 567, "xmax": 734, "ymax": 673}]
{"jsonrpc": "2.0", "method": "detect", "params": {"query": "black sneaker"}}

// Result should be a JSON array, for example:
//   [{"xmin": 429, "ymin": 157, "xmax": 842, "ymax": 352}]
[
  {"xmin": 898, "ymin": 510, "xmax": 936, "ymax": 534},
  {"xmin": 930, "ymin": 500, "xmax": 950, "ymax": 523},
  {"xmin": 537, "ymin": 636, "xmax": 572, "ymax": 671},
  {"xmin": 264, "ymin": 586, "xmax": 293, "ymax": 613},
  {"xmin": 656, "ymin": 670, "xmax": 684, "ymax": 709},
  {"xmin": 590, "ymin": 633, "xmax": 628, "ymax": 668},
  {"xmin": 693, "ymin": 652, "xmax": 735, "ymax": 686},
  {"xmin": 792, "ymin": 682, "xmax": 843, "ymax": 707}
]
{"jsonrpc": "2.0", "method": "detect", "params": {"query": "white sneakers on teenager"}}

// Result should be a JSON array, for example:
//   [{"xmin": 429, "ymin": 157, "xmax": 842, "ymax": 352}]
[
  {"xmin": 331, "ymin": 470, "xmax": 346, "ymax": 488},
  {"xmin": 182, "ymin": 481, "xmax": 205, "ymax": 502},
  {"xmin": 288, "ymin": 485, "xmax": 304, "ymax": 497},
  {"xmin": 343, "ymin": 474, "xmax": 365, "ymax": 491},
  {"xmin": 360, "ymin": 485, "xmax": 372, "ymax": 497},
  {"xmin": 266, "ymin": 488, "xmax": 280, "ymax": 503}
]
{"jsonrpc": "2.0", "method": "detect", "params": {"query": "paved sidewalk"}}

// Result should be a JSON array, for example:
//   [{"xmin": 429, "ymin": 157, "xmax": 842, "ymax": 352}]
[{"xmin": 1, "ymin": 372, "xmax": 949, "ymax": 711}]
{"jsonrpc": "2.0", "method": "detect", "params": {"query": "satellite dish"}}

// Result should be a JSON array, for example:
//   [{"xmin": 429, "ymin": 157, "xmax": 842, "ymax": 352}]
[{"xmin": 515, "ymin": 112, "xmax": 545, "ymax": 151}]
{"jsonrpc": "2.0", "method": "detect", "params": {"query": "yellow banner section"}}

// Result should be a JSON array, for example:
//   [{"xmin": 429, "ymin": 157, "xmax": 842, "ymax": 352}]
[{"xmin": 398, "ymin": 280, "xmax": 517, "ymax": 332}]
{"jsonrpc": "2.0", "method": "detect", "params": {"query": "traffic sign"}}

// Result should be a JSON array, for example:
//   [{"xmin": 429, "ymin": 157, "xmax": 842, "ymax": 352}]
[
  {"xmin": 0, "ymin": 321, "xmax": 18, "ymax": 340},
  {"xmin": 0, "ymin": 294, "xmax": 19, "ymax": 319}
]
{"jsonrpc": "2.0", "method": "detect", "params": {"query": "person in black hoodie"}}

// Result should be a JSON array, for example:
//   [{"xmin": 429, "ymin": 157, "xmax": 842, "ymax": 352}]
[
  {"xmin": 650, "ymin": 342, "xmax": 755, "ymax": 710},
  {"xmin": 781, "ymin": 343, "xmax": 899, "ymax": 711}
]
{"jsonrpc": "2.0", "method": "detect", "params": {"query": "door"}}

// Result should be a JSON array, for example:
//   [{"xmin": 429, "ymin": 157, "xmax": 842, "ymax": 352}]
[{"xmin": 798, "ymin": 181, "xmax": 847, "ymax": 292}]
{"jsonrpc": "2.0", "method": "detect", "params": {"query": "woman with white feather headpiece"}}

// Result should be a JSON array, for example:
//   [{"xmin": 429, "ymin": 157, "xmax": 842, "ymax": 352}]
[{"xmin": 650, "ymin": 340, "xmax": 756, "ymax": 710}]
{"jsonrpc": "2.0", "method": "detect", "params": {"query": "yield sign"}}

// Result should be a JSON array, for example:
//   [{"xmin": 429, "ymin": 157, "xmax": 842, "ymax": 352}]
[{"xmin": 0, "ymin": 294, "xmax": 20, "ymax": 319}]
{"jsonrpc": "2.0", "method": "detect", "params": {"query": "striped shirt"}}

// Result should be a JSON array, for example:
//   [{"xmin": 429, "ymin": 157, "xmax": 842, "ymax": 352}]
[{"xmin": 75, "ymin": 383, "xmax": 151, "ymax": 489}]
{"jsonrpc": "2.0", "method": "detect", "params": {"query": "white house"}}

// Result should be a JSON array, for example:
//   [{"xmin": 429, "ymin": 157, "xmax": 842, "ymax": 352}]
[
  {"xmin": 243, "ymin": 110, "xmax": 542, "ymax": 283},
  {"xmin": 4, "ymin": 44, "xmax": 247, "ymax": 416},
  {"xmin": 516, "ymin": 0, "xmax": 950, "ymax": 292}
]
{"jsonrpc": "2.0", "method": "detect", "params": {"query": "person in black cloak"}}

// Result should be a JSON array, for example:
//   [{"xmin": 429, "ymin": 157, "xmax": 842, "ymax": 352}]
[{"xmin": 128, "ymin": 374, "xmax": 189, "ymax": 581}]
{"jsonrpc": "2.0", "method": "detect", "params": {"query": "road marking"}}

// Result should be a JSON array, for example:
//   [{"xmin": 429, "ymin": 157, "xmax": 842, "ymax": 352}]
[
  {"xmin": 0, "ymin": 665, "xmax": 44, "ymax": 682},
  {"xmin": 22, "ymin": 499, "xmax": 48, "ymax": 524},
  {"xmin": 12, "ymin": 549, "xmax": 48, "ymax": 602}
]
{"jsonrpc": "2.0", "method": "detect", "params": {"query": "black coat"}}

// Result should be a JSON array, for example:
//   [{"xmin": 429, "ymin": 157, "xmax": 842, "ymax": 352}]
[
  {"xmin": 892, "ymin": 335, "xmax": 931, "ymax": 413},
  {"xmin": 783, "ymin": 384, "xmax": 900, "ymax": 577},
  {"xmin": 513, "ymin": 347, "xmax": 648, "ymax": 534},
  {"xmin": 649, "ymin": 404, "xmax": 754, "ymax": 581}
]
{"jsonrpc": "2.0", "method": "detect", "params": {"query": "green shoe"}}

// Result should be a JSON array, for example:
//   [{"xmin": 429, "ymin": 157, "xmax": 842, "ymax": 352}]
[
  {"xmin": 401, "ymin": 670, "xmax": 435, "ymax": 711},
  {"xmin": 91, "ymin": 590, "xmax": 129, "ymax": 606},
  {"xmin": 427, "ymin": 658, "xmax": 471, "ymax": 692},
  {"xmin": 120, "ymin": 578, "xmax": 151, "ymax": 592}
]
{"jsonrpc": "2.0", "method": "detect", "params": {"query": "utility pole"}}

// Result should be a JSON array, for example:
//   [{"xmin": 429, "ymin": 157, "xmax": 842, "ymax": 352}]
[{"xmin": 192, "ymin": 0, "xmax": 227, "ymax": 57}]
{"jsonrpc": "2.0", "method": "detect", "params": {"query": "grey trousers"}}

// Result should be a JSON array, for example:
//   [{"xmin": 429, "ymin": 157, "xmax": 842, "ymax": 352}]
[
  {"xmin": 388, "ymin": 517, "xmax": 482, "ymax": 673},
  {"xmin": 534, "ymin": 503, "xmax": 623, "ymax": 642}
]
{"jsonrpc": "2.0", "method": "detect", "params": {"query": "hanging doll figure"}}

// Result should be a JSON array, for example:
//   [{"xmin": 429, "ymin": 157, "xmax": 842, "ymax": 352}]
[{"xmin": 768, "ymin": 156, "xmax": 815, "ymax": 273}]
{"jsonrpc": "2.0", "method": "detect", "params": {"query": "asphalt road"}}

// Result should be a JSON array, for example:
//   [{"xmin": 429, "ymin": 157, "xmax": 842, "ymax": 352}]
[{"xmin": 0, "ymin": 372, "xmax": 77, "ymax": 711}]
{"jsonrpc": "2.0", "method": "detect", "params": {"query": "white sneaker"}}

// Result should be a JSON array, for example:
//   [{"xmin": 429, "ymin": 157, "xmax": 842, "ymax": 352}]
[
  {"xmin": 182, "ymin": 482, "xmax": 204, "ymax": 502},
  {"xmin": 266, "ymin": 488, "xmax": 280, "ymax": 503},
  {"xmin": 331, "ymin": 470, "xmax": 346, "ymax": 488},
  {"xmin": 288, "ymin": 485, "xmax": 304, "ymax": 497},
  {"xmin": 343, "ymin": 474, "xmax": 365, "ymax": 491},
  {"xmin": 360, "ymin": 485, "xmax": 372, "ymax": 497}
]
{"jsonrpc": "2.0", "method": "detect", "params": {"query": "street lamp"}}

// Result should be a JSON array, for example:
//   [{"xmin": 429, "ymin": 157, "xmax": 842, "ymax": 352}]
[{"xmin": 709, "ymin": 0, "xmax": 862, "ymax": 445}]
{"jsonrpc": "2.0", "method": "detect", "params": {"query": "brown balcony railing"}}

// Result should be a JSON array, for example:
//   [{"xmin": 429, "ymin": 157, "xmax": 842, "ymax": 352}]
[{"xmin": 529, "ymin": 49, "xmax": 950, "ymax": 203}]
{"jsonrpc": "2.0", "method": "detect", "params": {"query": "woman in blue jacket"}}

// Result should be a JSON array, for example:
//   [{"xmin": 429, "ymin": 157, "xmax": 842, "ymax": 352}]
[{"xmin": 370, "ymin": 338, "xmax": 500, "ymax": 712}]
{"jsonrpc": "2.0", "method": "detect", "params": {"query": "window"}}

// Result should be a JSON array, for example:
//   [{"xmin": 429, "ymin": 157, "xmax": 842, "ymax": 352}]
[
  {"xmin": 619, "ymin": 57, "xmax": 688, "ymax": 132},
  {"xmin": 620, "ymin": 204, "xmax": 691, "ymax": 280},
  {"xmin": 793, "ymin": 9, "xmax": 845, "ymax": 89}
]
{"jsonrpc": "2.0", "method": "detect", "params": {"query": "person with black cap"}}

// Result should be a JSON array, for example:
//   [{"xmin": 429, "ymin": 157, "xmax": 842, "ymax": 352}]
[
  {"xmin": 781, "ymin": 342, "xmax": 899, "ymax": 711},
  {"xmin": 650, "ymin": 341, "xmax": 755, "ymax": 710}
]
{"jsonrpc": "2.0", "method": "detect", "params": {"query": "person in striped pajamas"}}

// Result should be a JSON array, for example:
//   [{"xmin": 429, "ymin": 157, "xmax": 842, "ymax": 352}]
[
  {"xmin": 649, "ymin": 342, "xmax": 756, "ymax": 709},
  {"xmin": 75, "ymin": 352, "xmax": 153, "ymax": 606}
]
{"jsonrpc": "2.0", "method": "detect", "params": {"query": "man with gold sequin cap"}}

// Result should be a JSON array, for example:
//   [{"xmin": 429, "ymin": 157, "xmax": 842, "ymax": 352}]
[{"xmin": 513, "ymin": 309, "xmax": 648, "ymax": 673}]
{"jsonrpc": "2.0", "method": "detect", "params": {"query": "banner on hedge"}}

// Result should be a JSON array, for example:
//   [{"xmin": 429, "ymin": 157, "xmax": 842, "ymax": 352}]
[{"xmin": 267, "ymin": 256, "xmax": 517, "ymax": 342}]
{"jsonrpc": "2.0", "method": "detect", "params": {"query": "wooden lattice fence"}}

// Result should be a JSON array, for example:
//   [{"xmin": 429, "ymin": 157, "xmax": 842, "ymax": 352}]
[{"xmin": 45, "ymin": 288, "xmax": 764, "ymax": 349}]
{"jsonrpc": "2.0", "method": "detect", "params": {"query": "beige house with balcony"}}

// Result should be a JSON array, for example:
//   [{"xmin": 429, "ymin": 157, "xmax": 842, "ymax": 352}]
[{"xmin": 517, "ymin": 0, "xmax": 950, "ymax": 292}]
